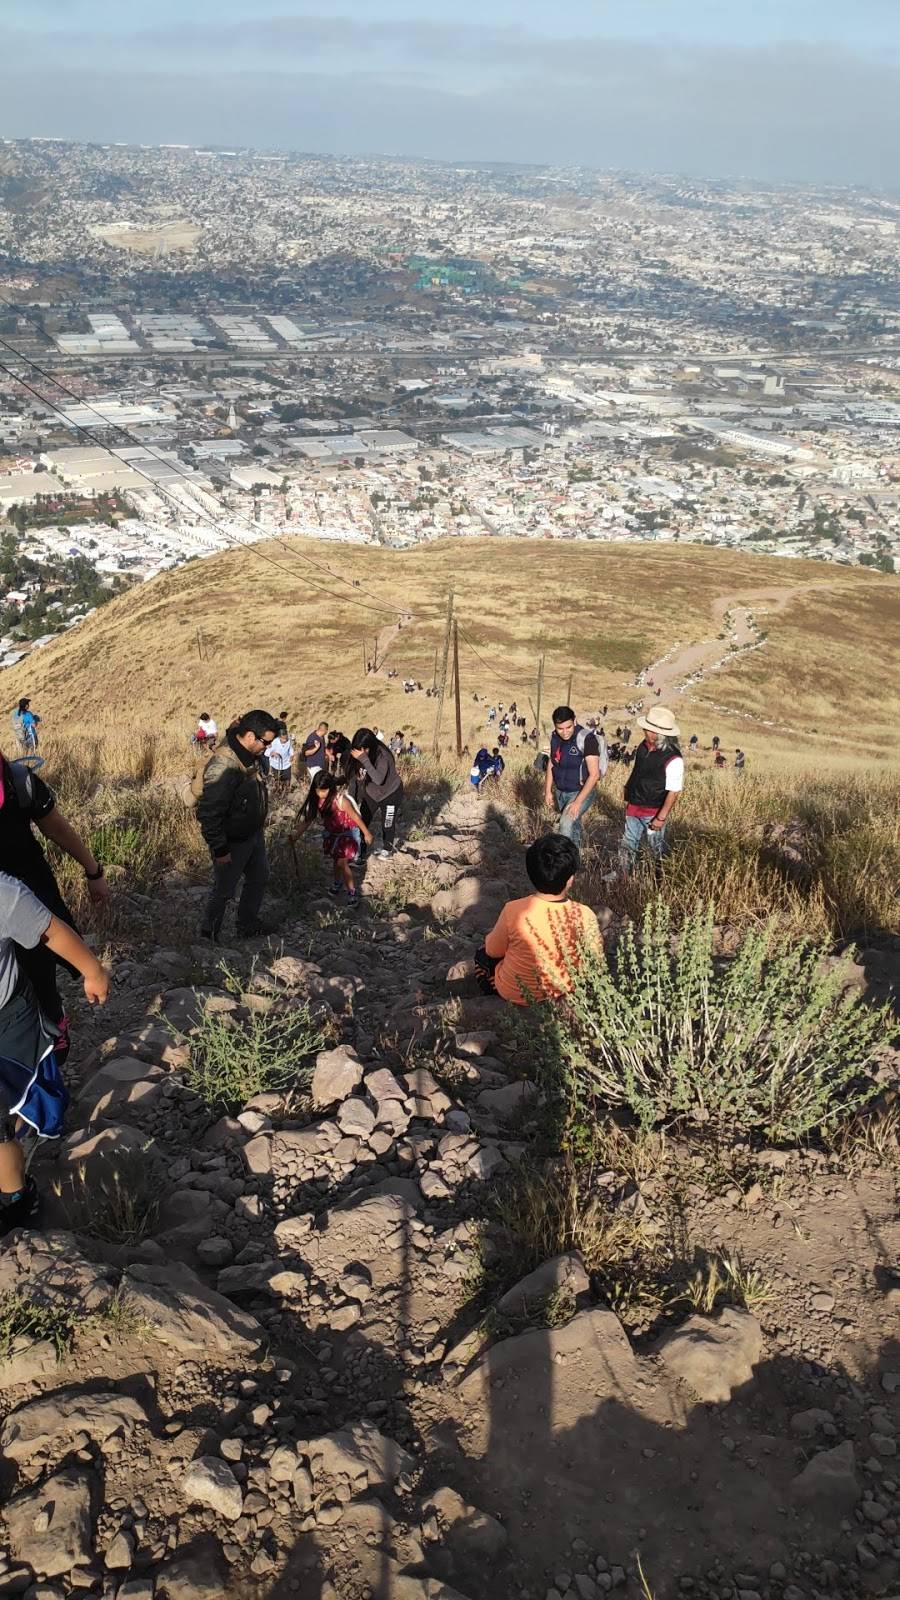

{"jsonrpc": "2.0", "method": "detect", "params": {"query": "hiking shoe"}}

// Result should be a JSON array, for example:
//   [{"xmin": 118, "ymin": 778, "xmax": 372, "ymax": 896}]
[
  {"xmin": 235, "ymin": 918, "xmax": 272, "ymax": 938},
  {"xmin": 327, "ymin": 884, "xmax": 341, "ymax": 898},
  {"xmin": 345, "ymin": 891, "xmax": 361, "ymax": 911},
  {"xmin": 0, "ymin": 1177, "xmax": 41, "ymax": 1235},
  {"xmin": 375, "ymin": 848, "xmax": 392, "ymax": 860}
]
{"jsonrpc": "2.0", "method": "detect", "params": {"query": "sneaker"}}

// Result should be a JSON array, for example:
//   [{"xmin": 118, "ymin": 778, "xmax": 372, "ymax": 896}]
[
  {"xmin": 375, "ymin": 848, "xmax": 392, "ymax": 860},
  {"xmin": 327, "ymin": 884, "xmax": 341, "ymax": 898},
  {"xmin": 0, "ymin": 1177, "xmax": 41, "ymax": 1235},
  {"xmin": 345, "ymin": 891, "xmax": 361, "ymax": 911}
]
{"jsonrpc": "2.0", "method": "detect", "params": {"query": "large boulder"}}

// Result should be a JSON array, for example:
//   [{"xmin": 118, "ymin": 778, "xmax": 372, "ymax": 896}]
[
  {"xmin": 421, "ymin": 1484, "xmax": 507, "ymax": 1561},
  {"xmin": 1, "ymin": 1388, "xmax": 147, "ymax": 1463},
  {"xmin": 307, "ymin": 1421, "xmax": 414, "ymax": 1492},
  {"xmin": 311, "ymin": 1044, "xmax": 364, "ymax": 1109},
  {"xmin": 496, "ymin": 1253, "xmax": 590, "ymax": 1317},
  {"xmin": 655, "ymin": 1307, "xmax": 763, "ymax": 1403},
  {"xmin": 181, "ymin": 1457, "xmax": 243, "ymax": 1521},
  {"xmin": 122, "ymin": 1265, "xmax": 263, "ymax": 1356},
  {"xmin": 460, "ymin": 1307, "xmax": 635, "ymax": 1414},
  {"xmin": 76, "ymin": 1057, "xmax": 165, "ymax": 1123},
  {"xmin": 4, "ymin": 1467, "xmax": 95, "ymax": 1577},
  {"xmin": 791, "ymin": 1440, "xmax": 861, "ymax": 1516},
  {"xmin": 0, "ymin": 1231, "xmax": 115, "ymax": 1315},
  {"xmin": 306, "ymin": 1193, "xmax": 418, "ymax": 1288}
]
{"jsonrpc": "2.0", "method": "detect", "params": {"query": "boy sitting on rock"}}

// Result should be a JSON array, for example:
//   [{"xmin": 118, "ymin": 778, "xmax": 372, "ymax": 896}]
[{"xmin": 474, "ymin": 834, "xmax": 602, "ymax": 1005}]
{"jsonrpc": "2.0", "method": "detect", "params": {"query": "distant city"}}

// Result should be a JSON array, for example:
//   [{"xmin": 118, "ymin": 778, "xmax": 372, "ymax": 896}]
[{"xmin": 0, "ymin": 137, "xmax": 898, "ymax": 664}]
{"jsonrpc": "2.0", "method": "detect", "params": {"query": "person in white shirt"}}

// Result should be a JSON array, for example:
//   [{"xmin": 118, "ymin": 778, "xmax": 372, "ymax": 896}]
[
  {"xmin": 267, "ymin": 727, "xmax": 295, "ymax": 799},
  {"xmin": 620, "ymin": 705, "xmax": 684, "ymax": 874},
  {"xmin": 195, "ymin": 713, "xmax": 217, "ymax": 751}
]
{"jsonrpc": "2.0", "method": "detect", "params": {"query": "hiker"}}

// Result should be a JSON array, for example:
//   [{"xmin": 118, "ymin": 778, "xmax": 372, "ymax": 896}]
[
  {"xmin": 11, "ymin": 699, "xmax": 40, "ymax": 759},
  {"xmin": 712, "ymin": 735, "xmax": 720, "ymax": 752},
  {"xmin": 545, "ymin": 705, "xmax": 607, "ymax": 849},
  {"xmin": 470, "ymin": 747, "xmax": 493, "ymax": 791},
  {"xmin": 327, "ymin": 732, "xmax": 352, "ymax": 779},
  {"xmin": 0, "ymin": 751, "xmax": 110, "ymax": 1061},
  {"xmin": 474, "ymin": 834, "xmax": 602, "ymax": 1005},
  {"xmin": 197, "ymin": 709, "xmax": 280, "ymax": 941},
  {"xmin": 620, "ymin": 705, "xmax": 683, "ymax": 872},
  {"xmin": 488, "ymin": 747, "xmax": 505, "ymax": 784},
  {"xmin": 303, "ymin": 721, "xmax": 329, "ymax": 777},
  {"xmin": 488, "ymin": 706, "xmax": 496, "ymax": 724},
  {"xmin": 735, "ymin": 748, "xmax": 746, "ymax": 773},
  {"xmin": 688, "ymin": 734, "xmax": 699, "ymax": 753},
  {"xmin": 350, "ymin": 728, "xmax": 403, "ymax": 858},
  {"xmin": 714, "ymin": 750, "xmax": 727, "ymax": 769},
  {"xmin": 292, "ymin": 772, "xmax": 373, "ymax": 912},
  {"xmin": 390, "ymin": 731, "xmax": 404, "ymax": 756},
  {"xmin": 0, "ymin": 872, "xmax": 109, "ymax": 1231},
  {"xmin": 267, "ymin": 724, "xmax": 295, "ymax": 799},
  {"xmin": 193, "ymin": 713, "xmax": 217, "ymax": 752}
]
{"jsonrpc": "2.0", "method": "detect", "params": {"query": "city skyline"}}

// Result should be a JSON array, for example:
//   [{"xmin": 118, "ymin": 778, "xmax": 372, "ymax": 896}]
[{"xmin": 6, "ymin": 1, "xmax": 900, "ymax": 188}]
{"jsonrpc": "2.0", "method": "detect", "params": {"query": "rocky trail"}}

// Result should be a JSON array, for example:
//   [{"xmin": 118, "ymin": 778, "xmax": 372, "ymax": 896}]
[{"xmin": 0, "ymin": 784, "xmax": 898, "ymax": 1600}]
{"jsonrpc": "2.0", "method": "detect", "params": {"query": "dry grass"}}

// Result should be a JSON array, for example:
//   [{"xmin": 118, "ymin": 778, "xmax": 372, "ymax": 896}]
[{"xmin": 1, "ymin": 536, "xmax": 895, "ymax": 769}]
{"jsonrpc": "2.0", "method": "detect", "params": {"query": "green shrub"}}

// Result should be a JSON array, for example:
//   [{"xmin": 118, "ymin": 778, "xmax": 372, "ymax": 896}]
[
  {"xmin": 535, "ymin": 901, "xmax": 896, "ymax": 1144},
  {"xmin": 0, "ymin": 1291, "xmax": 78, "ymax": 1360},
  {"xmin": 186, "ymin": 1002, "xmax": 324, "ymax": 1114}
]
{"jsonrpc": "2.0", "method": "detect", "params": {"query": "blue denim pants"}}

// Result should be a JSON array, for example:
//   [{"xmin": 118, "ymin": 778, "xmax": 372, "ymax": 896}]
[
  {"xmin": 554, "ymin": 787, "xmax": 594, "ymax": 849},
  {"xmin": 621, "ymin": 811, "xmax": 668, "ymax": 870}
]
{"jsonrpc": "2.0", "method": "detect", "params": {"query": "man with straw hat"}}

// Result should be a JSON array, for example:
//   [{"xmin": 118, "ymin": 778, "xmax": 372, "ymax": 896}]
[{"xmin": 620, "ymin": 704, "xmax": 683, "ymax": 872}]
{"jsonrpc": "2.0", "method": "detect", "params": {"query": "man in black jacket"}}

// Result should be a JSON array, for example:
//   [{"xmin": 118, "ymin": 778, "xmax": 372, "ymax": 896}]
[{"xmin": 197, "ymin": 709, "xmax": 279, "ymax": 941}]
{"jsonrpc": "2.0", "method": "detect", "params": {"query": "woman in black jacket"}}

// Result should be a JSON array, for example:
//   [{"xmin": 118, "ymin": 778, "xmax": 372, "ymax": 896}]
[{"xmin": 350, "ymin": 728, "xmax": 403, "ymax": 858}]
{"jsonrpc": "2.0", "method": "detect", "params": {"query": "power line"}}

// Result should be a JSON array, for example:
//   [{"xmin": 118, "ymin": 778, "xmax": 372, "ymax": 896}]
[
  {"xmin": 0, "ymin": 312, "xmax": 411, "ymax": 619},
  {"xmin": 0, "ymin": 351, "xmax": 412, "ymax": 618},
  {"xmin": 456, "ymin": 625, "xmax": 526, "ymax": 695}
]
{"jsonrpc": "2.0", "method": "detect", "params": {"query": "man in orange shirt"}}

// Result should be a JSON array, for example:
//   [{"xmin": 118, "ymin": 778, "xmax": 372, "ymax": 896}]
[{"xmin": 474, "ymin": 834, "xmax": 602, "ymax": 1005}]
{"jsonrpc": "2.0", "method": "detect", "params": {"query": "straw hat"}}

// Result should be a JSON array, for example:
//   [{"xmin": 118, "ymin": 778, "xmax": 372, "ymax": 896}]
[{"xmin": 637, "ymin": 705, "xmax": 680, "ymax": 738}]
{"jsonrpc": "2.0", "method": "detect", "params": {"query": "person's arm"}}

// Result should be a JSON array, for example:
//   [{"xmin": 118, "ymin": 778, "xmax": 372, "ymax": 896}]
[
  {"xmin": 565, "ymin": 752, "xmax": 600, "ymax": 819},
  {"xmin": 484, "ymin": 906, "xmax": 510, "ymax": 960},
  {"xmin": 195, "ymin": 760, "xmax": 241, "ymax": 862},
  {"xmin": 543, "ymin": 758, "xmax": 555, "ymax": 807},
  {"xmin": 291, "ymin": 814, "xmax": 313, "ymax": 838},
  {"xmin": 649, "ymin": 757, "xmax": 683, "ymax": 831},
  {"xmin": 343, "ymin": 792, "xmax": 373, "ymax": 846},
  {"xmin": 36, "ymin": 808, "xmax": 109, "ymax": 904},
  {"xmin": 302, "ymin": 735, "xmax": 318, "ymax": 760},
  {"xmin": 41, "ymin": 915, "xmax": 109, "ymax": 1004}
]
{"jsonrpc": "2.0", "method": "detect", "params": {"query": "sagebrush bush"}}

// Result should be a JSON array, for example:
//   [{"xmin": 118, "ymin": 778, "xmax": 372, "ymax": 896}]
[
  {"xmin": 535, "ymin": 901, "xmax": 896, "ymax": 1143},
  {"xmin": 187, "ymin": 1001, "xmax": 325, "ymax": 1113}
]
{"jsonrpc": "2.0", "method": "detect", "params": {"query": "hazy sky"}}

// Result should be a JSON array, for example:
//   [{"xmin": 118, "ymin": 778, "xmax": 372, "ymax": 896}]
[{"xmin": 6, "ymin": 0, "xmax": 900, "ymax": 186}]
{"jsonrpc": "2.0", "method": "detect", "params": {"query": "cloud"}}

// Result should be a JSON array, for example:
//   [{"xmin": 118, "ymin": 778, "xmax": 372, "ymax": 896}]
[{"xmin": 1, "ymin": 20, "xmax": 899, "ymax": 187}]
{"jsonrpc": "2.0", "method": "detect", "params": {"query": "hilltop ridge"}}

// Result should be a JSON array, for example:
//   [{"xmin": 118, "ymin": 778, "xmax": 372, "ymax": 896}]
[{"xmin": 2, "ymin": 537, "xmax": 897, "ymax": 768}]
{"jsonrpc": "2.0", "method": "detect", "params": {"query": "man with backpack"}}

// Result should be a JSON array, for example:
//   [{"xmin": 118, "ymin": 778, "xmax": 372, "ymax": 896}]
[
  {"xmin": 196, "ymin": 709, "xmax": 280, "ymax": 942},
  {"xmin": 544, "ymin": 705, "xmax": 607, "ymax": 848},
  {"xmin": 11, "ymin": 700, "xmax": 40, "ymax": 761}
]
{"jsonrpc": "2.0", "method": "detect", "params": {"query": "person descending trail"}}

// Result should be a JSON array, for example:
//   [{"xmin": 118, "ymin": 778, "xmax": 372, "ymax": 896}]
[
  {"xmin": 11, "ymin": 699, "xmax": 41, "ymax": 762},
  {"xmin": 620, "ymin": 705, "xmax": 683, "ymax": 874},
  {"xmin": 545, "ymin": 705, "xmax": 607, "ymax": 849},
  {"xmin": 196, "ymin": 709, "xmax": 280, "ymax": 942},
  {"xmin": 267, "ymin": 723, "xmax": 295, "ymax": 801},
  {"xmin": 0, "ymin": 750, "xmax": 109, "ymax": 1065},
  {"xmin": 469, "ymin": 747, "xmax": 494, "ymax": 792},
  {"xmin": 350, "ymin": 728, "xmax": 403, "ymax": 859},
  {"xmin": 292, "ymin": 772, "xmax": 373, "ymax": 912},
  {"xmin": 0, "ymin": 873, "xmax": 109, "ymax": 1232}
]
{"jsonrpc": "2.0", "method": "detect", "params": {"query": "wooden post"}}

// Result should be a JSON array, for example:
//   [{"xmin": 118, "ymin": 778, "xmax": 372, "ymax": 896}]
[
  {"xmin": 453, "ymin": 619, "xmax": 463, "ymax": 758},
  {"xmin": 431, "ymin": 647, "xmax": 438, "ymax": 692},
  {"xmin": 363, "ymin": 640, "xmax": 368, "ymax": 676},
  {"xmin": 536, "ymin": 653, "xmax": 545, "ymax": 742},
  {"xmin": 432, "ymin": 591, "xmax": 454, "ymax": 756},
  {"xmin": 566, "ymin": 666, "xmax": 574, "ymax": 708}
]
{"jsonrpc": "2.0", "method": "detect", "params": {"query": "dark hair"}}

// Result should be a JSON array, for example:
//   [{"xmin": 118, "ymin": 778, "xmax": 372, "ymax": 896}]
[
  {"xmin": 351, "ymin": 727, "xmax": 378, "ymax": 757},
  {"xmin": 329, "ymin": 734, "xmax": 352, "ymax": 780},
  {"xmin": 525, "ymin": 833, "xmax": 580, "ymax": 895},
  {"xmin": 299, "ymin": 770, "xmax": 341, "ymax": 821},
  {"xmin": 17, "ymin": 698, "xmax": 29, "ymax": 713},
  {"xmin": 279, "ymin": 710, "xmax": 288, "ymax": 719},
  {"xmin": 552, "ymin": 705, "xmax": 575, "ymax": 725},
  {"xmin": 233, "ymin": 709, "xmax": 280, "ymax": 738},
  {"xmin": 199, "ymin": 712, "xmax": 211, "ymax": 721}
]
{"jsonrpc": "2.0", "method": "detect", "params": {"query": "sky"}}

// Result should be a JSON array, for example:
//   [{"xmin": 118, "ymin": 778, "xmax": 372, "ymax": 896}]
[{"xmin": 5, "ymin": 0, "xmax": 900, "ymax": 187}]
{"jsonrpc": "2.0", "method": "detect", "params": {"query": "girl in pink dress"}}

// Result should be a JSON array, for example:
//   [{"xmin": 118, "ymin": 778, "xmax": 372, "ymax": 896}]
[{"xmin": 292, "ymin": 773, "xmax": 373, "ymax": 909}]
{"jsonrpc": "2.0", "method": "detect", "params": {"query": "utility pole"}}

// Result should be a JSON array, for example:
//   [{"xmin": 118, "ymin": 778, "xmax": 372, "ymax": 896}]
[
  {"xmin": 431, "ymin": 647, "xmax": 438, "ymax": 692},
  {"xmin": 566, "ymin": 666, "xmax": 574, "ymax": 708},
  {"xmin": 536, "ymin": 653, "xmax": 545, "ymax": 743},
  {"xmin": 453, "ymin": 619, "xmax": 463, "ymax": 758},
  {"xmin": 432, "ymin": 591, "xmax": 454, "ymax": 757},
  {"xmin": 196, "ymin": 628, "xmax": 204, "ymax": 662},
  {"xmin": 362, "ymin": 640, "xmax": 368, "ymax": 676}
]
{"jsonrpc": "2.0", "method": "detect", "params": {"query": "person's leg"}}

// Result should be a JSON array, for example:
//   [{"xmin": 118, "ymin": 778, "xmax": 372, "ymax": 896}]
[
  {"xmin": 619, "ymin": 812, "xmax": 646, "ymax": 873},
  {"xmin": 236, "ymin": 831, "xmax": 270, "ymax": 931},
  {"xmin": 473, "ymin": 946, "xmax": 501, "ymax": 996},
  {"xmin": 380, "ymin": 786, "xmax": 402, "ymax": 852},
  {"xmin": 202, "ymin": 838, "xmax": 252, "ymax": 936},
  {"xmin": 555, "ymin": 789, "xmax": 582, "ymax": 846}
]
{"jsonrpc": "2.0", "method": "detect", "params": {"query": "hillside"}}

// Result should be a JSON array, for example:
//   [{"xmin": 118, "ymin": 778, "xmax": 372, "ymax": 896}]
[{"xmin": 1, "ymin": 538, "xmax": 898, "ymax": 767}]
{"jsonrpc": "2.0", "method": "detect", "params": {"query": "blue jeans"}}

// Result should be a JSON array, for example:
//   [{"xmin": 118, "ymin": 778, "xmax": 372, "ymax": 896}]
[
  {"xmin": 554, "ymin": 788, "xmax": 594, "ymax": 849},
  {"xmin": 621, "ymin": 811, "xmax": 668, "ymax": 871}
]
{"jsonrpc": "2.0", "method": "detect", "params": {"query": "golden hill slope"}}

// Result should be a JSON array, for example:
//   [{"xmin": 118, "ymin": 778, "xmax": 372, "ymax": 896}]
[{"xmin": 1, "ymin": 538, "xmax": 897, "ymax": 768}]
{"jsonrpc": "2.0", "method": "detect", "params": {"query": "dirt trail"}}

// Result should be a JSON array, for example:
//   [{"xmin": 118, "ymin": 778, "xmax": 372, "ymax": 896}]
[{"xmin": 372, "ymin": 609, "xmax": 414, "ymax": 674}]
